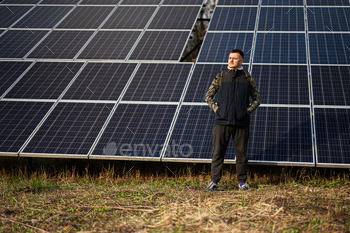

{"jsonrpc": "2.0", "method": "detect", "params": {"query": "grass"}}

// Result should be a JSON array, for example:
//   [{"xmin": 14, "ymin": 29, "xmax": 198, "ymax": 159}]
[{"xmin": 0, "ymin": 158, "xmax": 350, "ymax": 232}]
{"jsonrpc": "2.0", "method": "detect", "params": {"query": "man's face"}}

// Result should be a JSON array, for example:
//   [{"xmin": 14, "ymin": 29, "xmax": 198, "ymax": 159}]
[{"xmin": 228, "ymin": 52, "xmax": 243, "ymax": 68}]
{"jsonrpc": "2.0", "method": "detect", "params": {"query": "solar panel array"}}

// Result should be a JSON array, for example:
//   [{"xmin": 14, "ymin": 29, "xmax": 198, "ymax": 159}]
[{"xmin": 0, "ymin": 0, "xmax": 349, "ymax": 168}]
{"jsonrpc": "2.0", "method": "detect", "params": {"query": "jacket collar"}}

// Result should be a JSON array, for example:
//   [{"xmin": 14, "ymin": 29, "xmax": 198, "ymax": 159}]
[{"xmin": 227, "ymin": 65, "xmax": 243, "ymax": 71}]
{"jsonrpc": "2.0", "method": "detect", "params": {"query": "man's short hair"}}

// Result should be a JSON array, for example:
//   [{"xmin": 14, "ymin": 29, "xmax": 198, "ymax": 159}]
[{"xmin": 230, "ymin": 49, "xmax": 244, "ymax": 60}]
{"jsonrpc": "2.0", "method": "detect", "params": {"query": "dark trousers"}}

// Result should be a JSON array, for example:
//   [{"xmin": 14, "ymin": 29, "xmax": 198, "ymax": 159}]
[{"xmin": 211, "ymin": 123, "xmax": 249, "ymax": 183}]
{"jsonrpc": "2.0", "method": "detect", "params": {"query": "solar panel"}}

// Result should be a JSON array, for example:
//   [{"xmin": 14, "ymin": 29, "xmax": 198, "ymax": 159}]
[
  {"xmin": 0, "ymin": 30, "xmax": 49, "ymax": 58},
  {"xmin": 315, "ymin": 108, "xmax": 350, "ymax": 166},
  {"xmin": 0, "ymin": 6, "xmax": 32, "ymax": 28},
  {"xmin": 250, "ymin": 65, "xmax": 310, "ymax": 105},
  {"xmin": 91, "ymin": 104, "xmax": 176, "ymax": 159},
  {"xmin": 254, "ymin": 33, "xmax": 307, "ymax": 64},
  {"xmin": 308, "ymin": 33, "xmax": 350, "ymax": 64},
  {"xmin": 183, "ymin": 64, "xmax": 227, "ymax": 103},
  {"xmin": 306, "ymin": 0, "xmax": 350, "ymax": 6},
  {"xmin": 0, "ymin": 61, "xmax": 32, "ymax": 97},
  {"xmin": 129, "ymin": 31, "xmax": 189, "ymax": 60},
  {"xmin": 4, "ymin": 62, "xmax": 84, "ymax": 99},
  {"xmin": 77, "ymin": 31, "xmax": 141, "ymax": 59},
  {"xmin": 209, "ymin": 7, "xmax": 257, "ymax": 31},
  {"xmin": 12, "ymin": 6, "xmax": 72, "ymax": 28},
  {"xmin": 307, "ymin": 8, "xmax": 350, "ymax": 31},
  {"xmin": 258, "ymin": 7, "xmax": 304, "ymax": 31},
  {"xmin": 218, "ymin": 0, "xmax": 259, "ymax": 5},
  {"xmin": 248, "ymin": 107, "xmax": 313, "ymax": 163},
  {"xmin": 62, "ymin": 62, "xmax": 137, "ymax": 100},
  {"xmin": 311, "ymin": 65, "xmax": 350, "ymax": 106},
  {"xmin": 0, "ymin": 101, "xmax": 52, "ymax": 155},
  {"xmin": 102, "ymin": 6, "xmax": 157, "ymax": 29},
  {"xmin": 79, "ymin": 0, "xmax": 120, "ymax": 4},
  {"xmin": 56, "ymin": 6, "xmax": 114, "ymax": 29},
  {"xmin": 26, "ymin": 30, "xmax": 94, "ymax": 59},
  {"xmin": 21, "ymin": 102, "xmax": 114, "ymax": 156},
  {"xmin": 0, "ymin": 0, "xmax": 40, "ymax": 4},
  {"xmin": 197, "ymin": 33, "xmax": 254, "ymax": 63},
  {"xmin": 163, "ymin": 105, "xmax": 236, "ymax": 161},
  {"xmin": 162, "ymin": 0, "xmax": 203, "ymax": 4},
  {"xmin": 120, "ymin": 0, "xmax": 161, "ymax": 5},
  {"xmin": 40, "ymin": 0, "xmax": 80, "ymax": 4},
  {"xmin": 261, "ymin": 0, "xmax": 303, "ymax": 5},
  {"xmin": 148, "ymin": 6, "xmax": 200, "ymax": 30},
  {"xmin": 122, "ymin": 63, "xmax": 192, "ymax": 102}
]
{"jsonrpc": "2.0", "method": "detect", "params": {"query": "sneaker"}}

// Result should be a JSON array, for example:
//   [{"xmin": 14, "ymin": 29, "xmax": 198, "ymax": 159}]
[
  {"xmin": 206, "ymin": 181, "xmax": 218, "ymax": 191},
  {"xmin": 239, "ymin": 182, "xmax": 254, "ymax": 191}
]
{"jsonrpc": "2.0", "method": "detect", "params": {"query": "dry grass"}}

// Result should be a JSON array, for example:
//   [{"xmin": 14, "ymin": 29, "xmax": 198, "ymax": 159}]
[{"xmin": 0, "ymin": 159, "xmax": 350, "ymax": 232}]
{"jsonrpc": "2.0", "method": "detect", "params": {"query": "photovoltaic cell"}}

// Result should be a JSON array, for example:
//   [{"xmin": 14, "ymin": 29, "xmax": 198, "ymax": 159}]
[
  {"xmin": 13, "ymin": 6, "xmax": 72, "ymax": 28},
  {"xmin": 148, "ymin": 6, "xmax": 200, "ymax": 30},
  {"xmin": 77, "ymin": 31, "xmax": 141, "ymax": 60},
  {"xmin": 102, "ymin": 6, "xmax": 156, "ymax": 29},
  {"xmin": 62, "ymin": 63, "xmax": 137, "ymax": 100},
  {"xmin": 40, "ymin": 0, "xmax": 80, "ymax": 4},
  {"xmin": 315, "ymin": 108, "xmax": 350, "ymax": 165},
  {"xmin": 162, "ymin": 0, "xmax": 203, "ymax": 4},
  {"xmin": 122, "ymin": 63, "xmax": 192, "ymax": 102},
  {"xmin": 4, "ymin": 62, "xmax": 83, "ymax": 99},
  {"xmin": 0, "ymin": 6, "xmax": 32, "ymax": 28},
  {"xmin": 197, "ymin": 33, "xmax": 254, "ymax": 63},
  {"xmin": 129, "ymin": 31, "xmax": 189, "ymax": 60},
  {"xmin": 250, "ymin": 65, "xmax": 310, "ymax": 105},
  {"xmin": 56, "ymin": 6, "xmax": 114, "ymax": 29},
  {"xmin": 261, "ymin": 0, "xmax": 303, "ymax": 5},
  {"xmin": 80, "ymin": 0, "xmax": 121, "ymax": 4},
  {"xmin": 183, "ymin": 64, "xmax": 227, "ymax": 103},
  {"xmin": 22, "ymin": 102, "xmax": 114, "ymax": 155},
  {"xmin": 0, "ymin": 61, "xmax": 32, "ymax": 97},
  {"xmin": 308, "ymin": 33, "xmax": 350, "ymax": 64},
  {"xmin": 0, "ymin": 30, "xmax": 48, "ymax": 58},
  {"xmin": 91, "ymin": 104, "xmax": 177, "ymax": 158},
  {"xmin": 248, "ymin": 107, "xmax": 313, "ymax": 163},
  {"xmin": 307, "ymin": 8, "xmax": 350, "ymax": 32},
  {"xmin": 218, "ymin": 0, "xmax": 259, "ymax": 5},
  {"xmin": 164, "ymin": 105, "xmax": 235, "ymax": 160},
  {"xmin": 27, "ymin": 31, "xmax": 94, "ymax": 59},
  {"xmin": 0, "ymin": 101, "xmax": 52, "ymax": 154},
  {"xmin": 120, "ymin": 0, "xmax": 161, "ymax": 4},
  {"xmin": 311, "ymin": 66, "xmax": 350, "ymax": 106},
  {"xmin": 209, "ymin": 7, "xmax": 257, "ymax": 31},
  {"xmin": 306, "ymin": 0, "xmax": 350, "ymax": 6},
  {"xmin": 0, "ymin": 0, "xmax": 40, "ymax": 4},
  {"xmin": 258, "ymin": 7, "xmax": 305, "ymax": 31},
  {"xmin": 254, "ymin": 33, "xmax": 307, "ymax": 63}
]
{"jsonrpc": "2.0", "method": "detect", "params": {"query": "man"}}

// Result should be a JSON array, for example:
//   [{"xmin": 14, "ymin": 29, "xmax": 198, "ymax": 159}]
[{"xmin": 204, "ymin": 49, "xmax": 261, "ymax": 191}]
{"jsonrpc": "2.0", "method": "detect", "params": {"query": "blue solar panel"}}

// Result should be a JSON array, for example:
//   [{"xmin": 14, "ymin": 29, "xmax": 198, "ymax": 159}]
[
  {"xmin": 0, "ymin": 0, "xmax": 39, "ymax": 3},
  {"xmin": 102, "ymin": 6, "xmax": 156, "ymax": 29},
  {"xmin": 77, "ymin": 31, "xmax": 141, "ymax": 59},
  {"xmin": 148, "ymin": 6, "xmax": 200, "ymax": 30},
  {"xmin": 262, "ymin": 0, "xmax": 303, "ymax": 5},
  {"xmin": 162, "ymin": 0, "xmax": 203, "ymax": 4},
  {"xmin": 315, "ymin": 108, "xmax": 350, "ymax": 165},
  {"xmin": 12, "ymin": 6, "xmax": 73, "ymax": 28},
  {"xmin": 0, "ymin": 61, "xmax": 32, "ymax": 97},
  {"xmin": 183, "ymin": 64, "xmax": 227, "ymax": 102},
  {"xmin": 120, "ymin": 0, "xmax": 161, "ymax": 4},
  {"xmin": 258, "ymin": 7, "xmax": 305, "ymax": 31},
  {"xmin": 248, "ymin": 107, "xmax": 313, "ymax": 163},
  {"xmin": 129, "ymin": 31, "xmax": 189, "ymax": 60},
  {"xmin": 0, "ymin": 6, "xmax": 32, "ymax": 28},
  {"xmin": 79, "ymin": 0, "xmax": 120, "ymax": 4},
  {"xmin": 306, "ymin": 0, "xmax": 350, "ymax": 5},
  {"xmin": 22, "ymin": 102, "xmax": 114, "ymax": 155},
  {"xmin": 254, "ymin": 33, "xmax": 307, "ymax": 63},
  {"xmin": 56, "ymin": 6, "xmax": 114, "ymax": 29},
  {"xmin": 311, "ymin": 66, "xmax": 350, "ymax": 106},
  {"xmin": 218, "ymin": 0, "xmax": 259, "ymax": 5},
  {"xmin": 4, "ymin": 62, "xmax": 84, "ymax": 99},
  {"xmin": 0, "ymin": 101, "xmax": 52, "ymax": 154},
  {"xmin": 163, "ymin": 105, "xmax": 236, "ymax": 160},
  {"xmin": 251, "ymin": 65, "xmax": 310, "ymax": 105},
  {"xmin": 307, "ymin": 8, "xmax": 350, "ymax": 31},
  {"xmin": 308, "ymin": 33, "xmax": 350, "ymax": 64},
  {"xmin": 91, "ymin": 104, "xmax": 176, "ymax": 158},
  {"xmin": 209, "ymin": 7, "xmax": 257, "ymax": 31},
  {"xmin": 197, "ymin": 33, "xmax": 254, "ymax": 63},
  {"xmin": 40, "ymin": 0, "xmax": 79, "ymax": 4},
  {"xmin": 62, "ymin": 63, "xmax": 137, "ymax": 100},
  {"xmin": 122, "ymin": 63, "xmax": 192, "ymax": 102},
  {"xmin": 0, "ymin": 30, "xmax": 48, "ymax": 58},
  {"xmin": 27, "ymin": 31, "xmax": 94, "ymax": 59}
]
